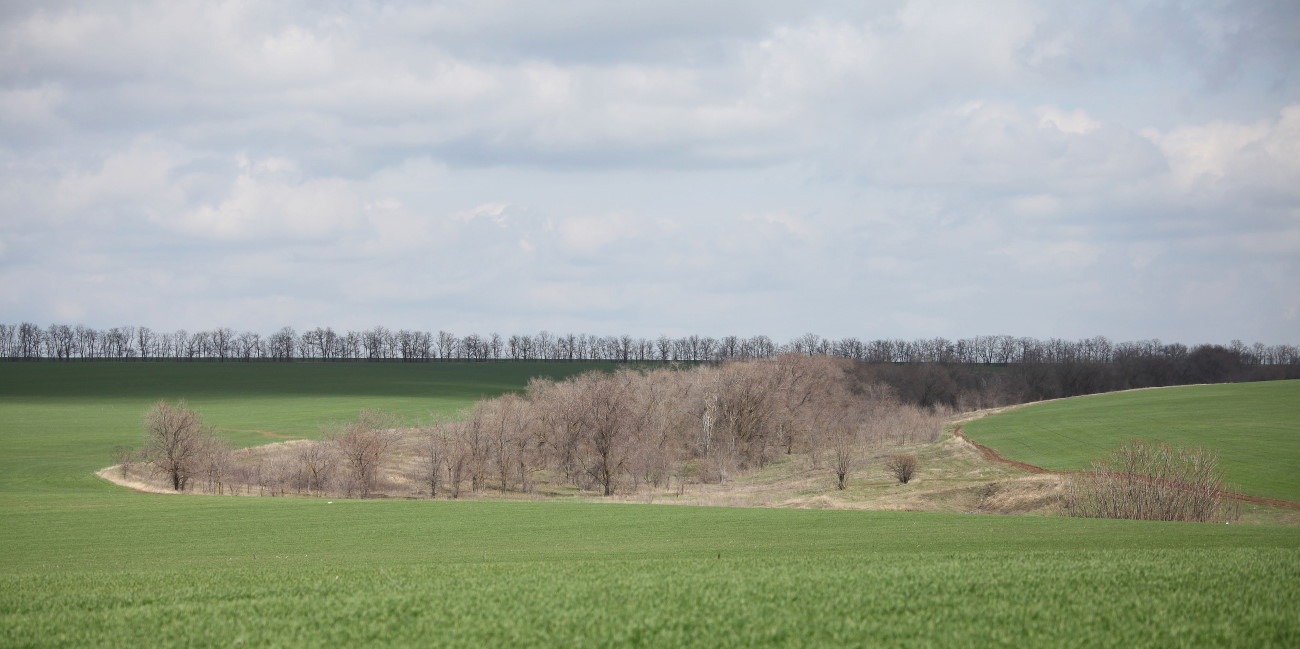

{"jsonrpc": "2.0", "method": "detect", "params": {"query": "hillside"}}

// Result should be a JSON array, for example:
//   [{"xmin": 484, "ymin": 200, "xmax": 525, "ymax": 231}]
[
  {"xmin": 0, "ymin": 361, "xmax": 610, "ymax": 497},
  {"xmin": 962, "ymin": 381, "xmax": 1300, "ymax": 502}
]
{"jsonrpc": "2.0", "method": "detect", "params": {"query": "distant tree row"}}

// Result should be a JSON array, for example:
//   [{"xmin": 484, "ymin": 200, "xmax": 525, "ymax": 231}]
[
  {"xmin": 853, "ymin": 342, "xmax": 1300, "ymax": 411},
  {"xmin": 3, "ymin": 322, "xmax": 1298, "ymax": 367}
]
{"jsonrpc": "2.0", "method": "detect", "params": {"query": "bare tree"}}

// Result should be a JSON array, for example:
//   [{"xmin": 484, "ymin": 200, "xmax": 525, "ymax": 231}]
[
  {"xmin": 328, "ymin": 410, "xmax": 400, "ymax": 498},
  {"xmin": 140, "ymin": 400, "xmax": 218, "ymax": 491},
  {"xmin": 269, "ymin": 327, "xmax": 296, "ymax": 360},
  {"xmin": 236, "ymin": 331, "xmax": 261, "ymax": 361},
  {"xmin": 295, "ymin": 440, "xmax": 338, "ymax": 495},
  {"xmin": 135, "ymin": 326, "xmax": 155, "ymax": 359},
  {"xmin": 436, "ymin": 330, "xmax": 458, "ymax": 360},
  {"xmin": 112, "ymin": 444, "xmax": 137, "ymax": 478},
  {"xmin": 197, "ymin": 437, "xmax": 235, "ymax": 494},
  {"xmin": 572, "ymin": 371, "xmax": 633, "ymax": 496},
  {"xmin": 412, "ymin": 427, "xmax": 450, "ymax": 497},
  {"xmin": 489, "ymin": 394, "xmax": 527, "ymax": 491},
  {"xmin": 828, "ymin": 419, "xmax": 859, "ymax": 490},
  {"xmin": 884, "ymin": 454, "xmax": 918, "ymax": 484}
]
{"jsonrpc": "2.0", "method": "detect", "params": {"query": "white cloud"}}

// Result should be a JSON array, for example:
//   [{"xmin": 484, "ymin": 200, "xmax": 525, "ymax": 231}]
[
  {"xmin": 1036, "ymin": 105, "xmax": 1100, "ymax": 135},
  {"xmin": 739, "ymin": 211, "xmax": 813, "ymax": 238},
  {"xmin": 556, "ymin": 213, "xmax": 641, "ymax": 253},
  {"xmin": 172, "ymin": 162, "xmax": 364, "ymax": 240},
  {"xmin": 0, "ymin": 83, "xmax": 65, "ymax": 129},
  {"xmin": 1146, "ymin": 104, "xmax": 1300, "ymax": 198},
  {"xmin": 52, "ymin": 139, "xmax": 188, "ymax": 218},
  {"xmin": 457, "ymin": 203, "xmax": 511, "ymax": 224},
  {"xmin": 2, "ymin": 1, "xmax": 1298, "ymax": 343}
]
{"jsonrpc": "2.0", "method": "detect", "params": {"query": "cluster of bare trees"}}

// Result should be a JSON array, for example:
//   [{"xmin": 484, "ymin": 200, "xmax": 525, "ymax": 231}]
[
  {"xmin": 8, "ymin": 322, "xmax": 1298, "ymax": 368},
  {"xmin": 118, "ymin": 402, "xmax": 408, "ymax": 498},
  {"xmin": 115, "ymin": 400, "xmax": 234, "ymax": 493},
  {"xmin": 1063, "ymin": 440, "xmax": 1234, "ymax": 522},
  {"xmin": 116, "ymin": 356, "xmax": 947, "ymax": 499},
  {"xmin": 421, "ymin": 354, "xmax": 944, "ymax": 496}
]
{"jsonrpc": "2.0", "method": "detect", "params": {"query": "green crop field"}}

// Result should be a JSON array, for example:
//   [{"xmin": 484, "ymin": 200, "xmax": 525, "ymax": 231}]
[
  {"xmin": 3, "ymin": 499, "xmax": 1298, "ymax": 648},
  {"xmin": 0, "ymin": 361, "xmax": 611, "ymax": 498},
  {"xmin": 2, "ymin": 364, "xmax": 1298, "ymax": 647},
  {"xmin": 962, "ymin": 381, "xmax": 1300, "ymax": 502}
]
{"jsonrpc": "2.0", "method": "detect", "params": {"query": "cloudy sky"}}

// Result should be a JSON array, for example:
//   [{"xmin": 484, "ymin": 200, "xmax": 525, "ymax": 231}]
[{"xmin": 2, "ymin": 1, "xmax": 1297, "ymax": 344}]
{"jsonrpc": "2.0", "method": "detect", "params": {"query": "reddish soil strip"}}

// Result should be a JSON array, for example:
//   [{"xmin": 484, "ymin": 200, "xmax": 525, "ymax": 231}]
[
  {"xmin": 219, "ymin": 428, "xmax": 303, "ymax": 440},
  {"xmin": 952, "ymin": 425, "xmax": 1053, "ymax": 475},
  {"xmin": 952, "ymin": 424, "xmax": 1300, "ymax": 511}
]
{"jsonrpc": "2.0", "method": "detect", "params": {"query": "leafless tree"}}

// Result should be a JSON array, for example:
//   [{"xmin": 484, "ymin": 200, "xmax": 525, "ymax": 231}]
[
  {"xmin": 485, "ymin": 394, "xmax": 529, "ymax": 491},
  {"xmin": 198, "ymin": 437, "xmax": 235, "ymax": 494},
  {"xmin": 135, "ymin": 326, "xmax": 155, "ymax": 359},
  {"xmin": 412, "ymin": 427, "xmax": 450, "ymax": 497},
  {"xmin": 328, "ymin": 410, "xmax": 400, "ymax": 498},
  {"xmin": 269, "ymin": 327, "xmax": 296, "ymax": 360},
  {"xmin": 295, "ymin": 440, "xmax": 338, "ymax": 495},
  {"xmin": 0, "ymin": 323, "xmax": 14, "ymax": 358},
  {"xmin": 827, "ymin": 418, "xmax": 860, "ymax": 490},
  {"xmin": 236, "ymin": 331, "xmax": 261, "ymax": 361},
  {"xmin": 571, "ymin": 371, "xmax": 634, "ymax": 496},
  {"xmin": 884, "ymin": 454, "xmax": 918, "ymax": 484},
  {"xmin": 436, "ymin": 330, "xmax": 458, "ymax": 360},
  {"xmin": 112, "ymin": 444, "xmax": 137, "ymax": 478},
  {"xmin": 140, "ymin": 400, "xmax": 218, "ymax": 491}
]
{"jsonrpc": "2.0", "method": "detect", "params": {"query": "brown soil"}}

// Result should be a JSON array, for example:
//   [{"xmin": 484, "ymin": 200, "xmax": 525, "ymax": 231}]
[{"xmin": 219, "ymin": 428, "xmax": 303, "ymax": 440}]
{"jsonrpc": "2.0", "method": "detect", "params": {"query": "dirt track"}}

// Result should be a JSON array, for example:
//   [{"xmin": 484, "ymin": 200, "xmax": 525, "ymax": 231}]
[{"xmin": 219, "ymin": 428, "xmax": 302, "ymax": 439}]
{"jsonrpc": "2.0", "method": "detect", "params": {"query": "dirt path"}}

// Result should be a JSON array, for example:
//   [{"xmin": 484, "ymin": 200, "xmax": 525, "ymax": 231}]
[
  {"xmin": 951, "ymin": 424, "xmax": 1300, "ymax": 511},
  {"xmin": 95, "ymin": 466, "xmax": 186, "ymax": 495},
  {"xmin": 219, "ymin": 428, "xmax": 303, "ymax": 440}
]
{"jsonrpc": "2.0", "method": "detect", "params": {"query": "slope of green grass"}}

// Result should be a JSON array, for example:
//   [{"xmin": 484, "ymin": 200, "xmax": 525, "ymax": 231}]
[
  {"xmin": 3, "ymin": 498, "xmax": 1298, "ymax": 648},
  {"xmin": 963, "ymin": 381, "xmax": 1300, "ymax": 502},
  {"xmin": 2, "ymin": 364, "xmax": 1298, "ymax": 647},
  {"xmin": 0, "ymin": 362, "xmax": 609, "ymax": 498}
]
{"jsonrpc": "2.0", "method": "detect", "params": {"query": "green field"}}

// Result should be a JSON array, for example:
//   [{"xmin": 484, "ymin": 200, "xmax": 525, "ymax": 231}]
[
  {"xmin": 962, "ymin": 381, "xmax": 1300, "ymax": 502},
  {"xmin": 0, "ymin": 361, "xmax": 610, "ymax": 499},
  {"xmin": 2, "ymin": 364, "xmax": 1299, "ymax": 647}
]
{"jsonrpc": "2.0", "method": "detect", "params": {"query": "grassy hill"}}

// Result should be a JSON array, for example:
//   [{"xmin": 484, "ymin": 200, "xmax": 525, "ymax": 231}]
[
  {"xmin": 0, "ymin": 361, "xmax": 610, "ymax": 497},
  {"xmin": 962, "ymin": 381, "xmax": 1300, "ymax": 502},
  {"xmin": 1, "ymin": 363, "xmax": 1298, "ymax": 647}
]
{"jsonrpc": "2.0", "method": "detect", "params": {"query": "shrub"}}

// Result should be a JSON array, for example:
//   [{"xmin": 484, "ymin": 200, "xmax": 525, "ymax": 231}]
[
  {"xmin": 1063, "ymin": 439, "xmax": 1229, "ymax": 522},
  {"xmin": 884, "ymin": 454, "xmax": 917, "ymax": 484}
]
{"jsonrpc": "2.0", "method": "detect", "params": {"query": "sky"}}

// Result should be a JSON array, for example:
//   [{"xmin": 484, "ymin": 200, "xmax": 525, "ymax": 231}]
[{"xmin": 1, "ymin": 0, "xmax": 1298, "ymax": 344}]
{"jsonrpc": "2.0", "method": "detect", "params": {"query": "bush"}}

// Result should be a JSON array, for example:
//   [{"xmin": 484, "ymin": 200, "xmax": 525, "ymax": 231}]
[
  {"xmin": 884, "ymin": 454, "xmax": 917, "ymax": 484},
  {"xmin": 1063, "ymin": 440, "xmax": 1230, "ymax": 522}
]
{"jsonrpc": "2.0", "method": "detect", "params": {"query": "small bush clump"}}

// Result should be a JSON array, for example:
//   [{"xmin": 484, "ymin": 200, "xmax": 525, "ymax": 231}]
[
  {"xmin": 885, "ymin": 454, "xmax": 917, "ymax": 484},
  {"xmin": 1063, "ymin": 439, "xmax": 1231, "ymax": 522}
]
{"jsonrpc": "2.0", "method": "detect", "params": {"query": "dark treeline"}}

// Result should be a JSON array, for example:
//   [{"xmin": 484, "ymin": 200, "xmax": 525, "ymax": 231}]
[
  {"xmin": 853, "ymin": 351, "xmax": 1300, "ymax": 412},
  {"xmin": 4, "ymin": 322, "xmax": 1298, "ymax": 366},
  {"xmin": 5, "ymin": 322, "xmax": 1298, "ymax": 408}
]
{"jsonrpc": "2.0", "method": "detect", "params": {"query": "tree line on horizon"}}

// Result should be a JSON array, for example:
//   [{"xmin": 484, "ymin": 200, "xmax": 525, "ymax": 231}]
[{"xmin": 3, "ymin": 322, "xmax": 1298, "ymax": 368}]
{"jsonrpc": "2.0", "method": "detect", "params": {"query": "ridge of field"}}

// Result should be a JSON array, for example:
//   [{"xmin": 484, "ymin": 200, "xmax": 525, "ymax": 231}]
[
  {"xmin": 3, "ymin": 497, "xmax": 1298, "ymax": 648},
  {"xmin": 0, "ymin": 361, "xmax": 611, "ymax": 498},
  {"xmin": 3, "ymin": 364, "xmax": 1299, "ymax": 646},
  {"xmin": 962, "ymin": 380, "xmax": 1300, "ymax": 502}
]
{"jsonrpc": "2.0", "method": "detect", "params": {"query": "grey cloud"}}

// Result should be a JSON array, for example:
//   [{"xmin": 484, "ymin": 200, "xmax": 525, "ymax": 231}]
[{"xmin": 1, "ymin": 1, "xmax": 1297, "ymax": 343}]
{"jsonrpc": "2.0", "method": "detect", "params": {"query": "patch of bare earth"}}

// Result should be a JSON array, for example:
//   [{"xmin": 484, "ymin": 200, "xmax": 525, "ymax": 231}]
[{"xmin": 95, "ymin": 467, "xmax": 185, "ymax": 495}]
